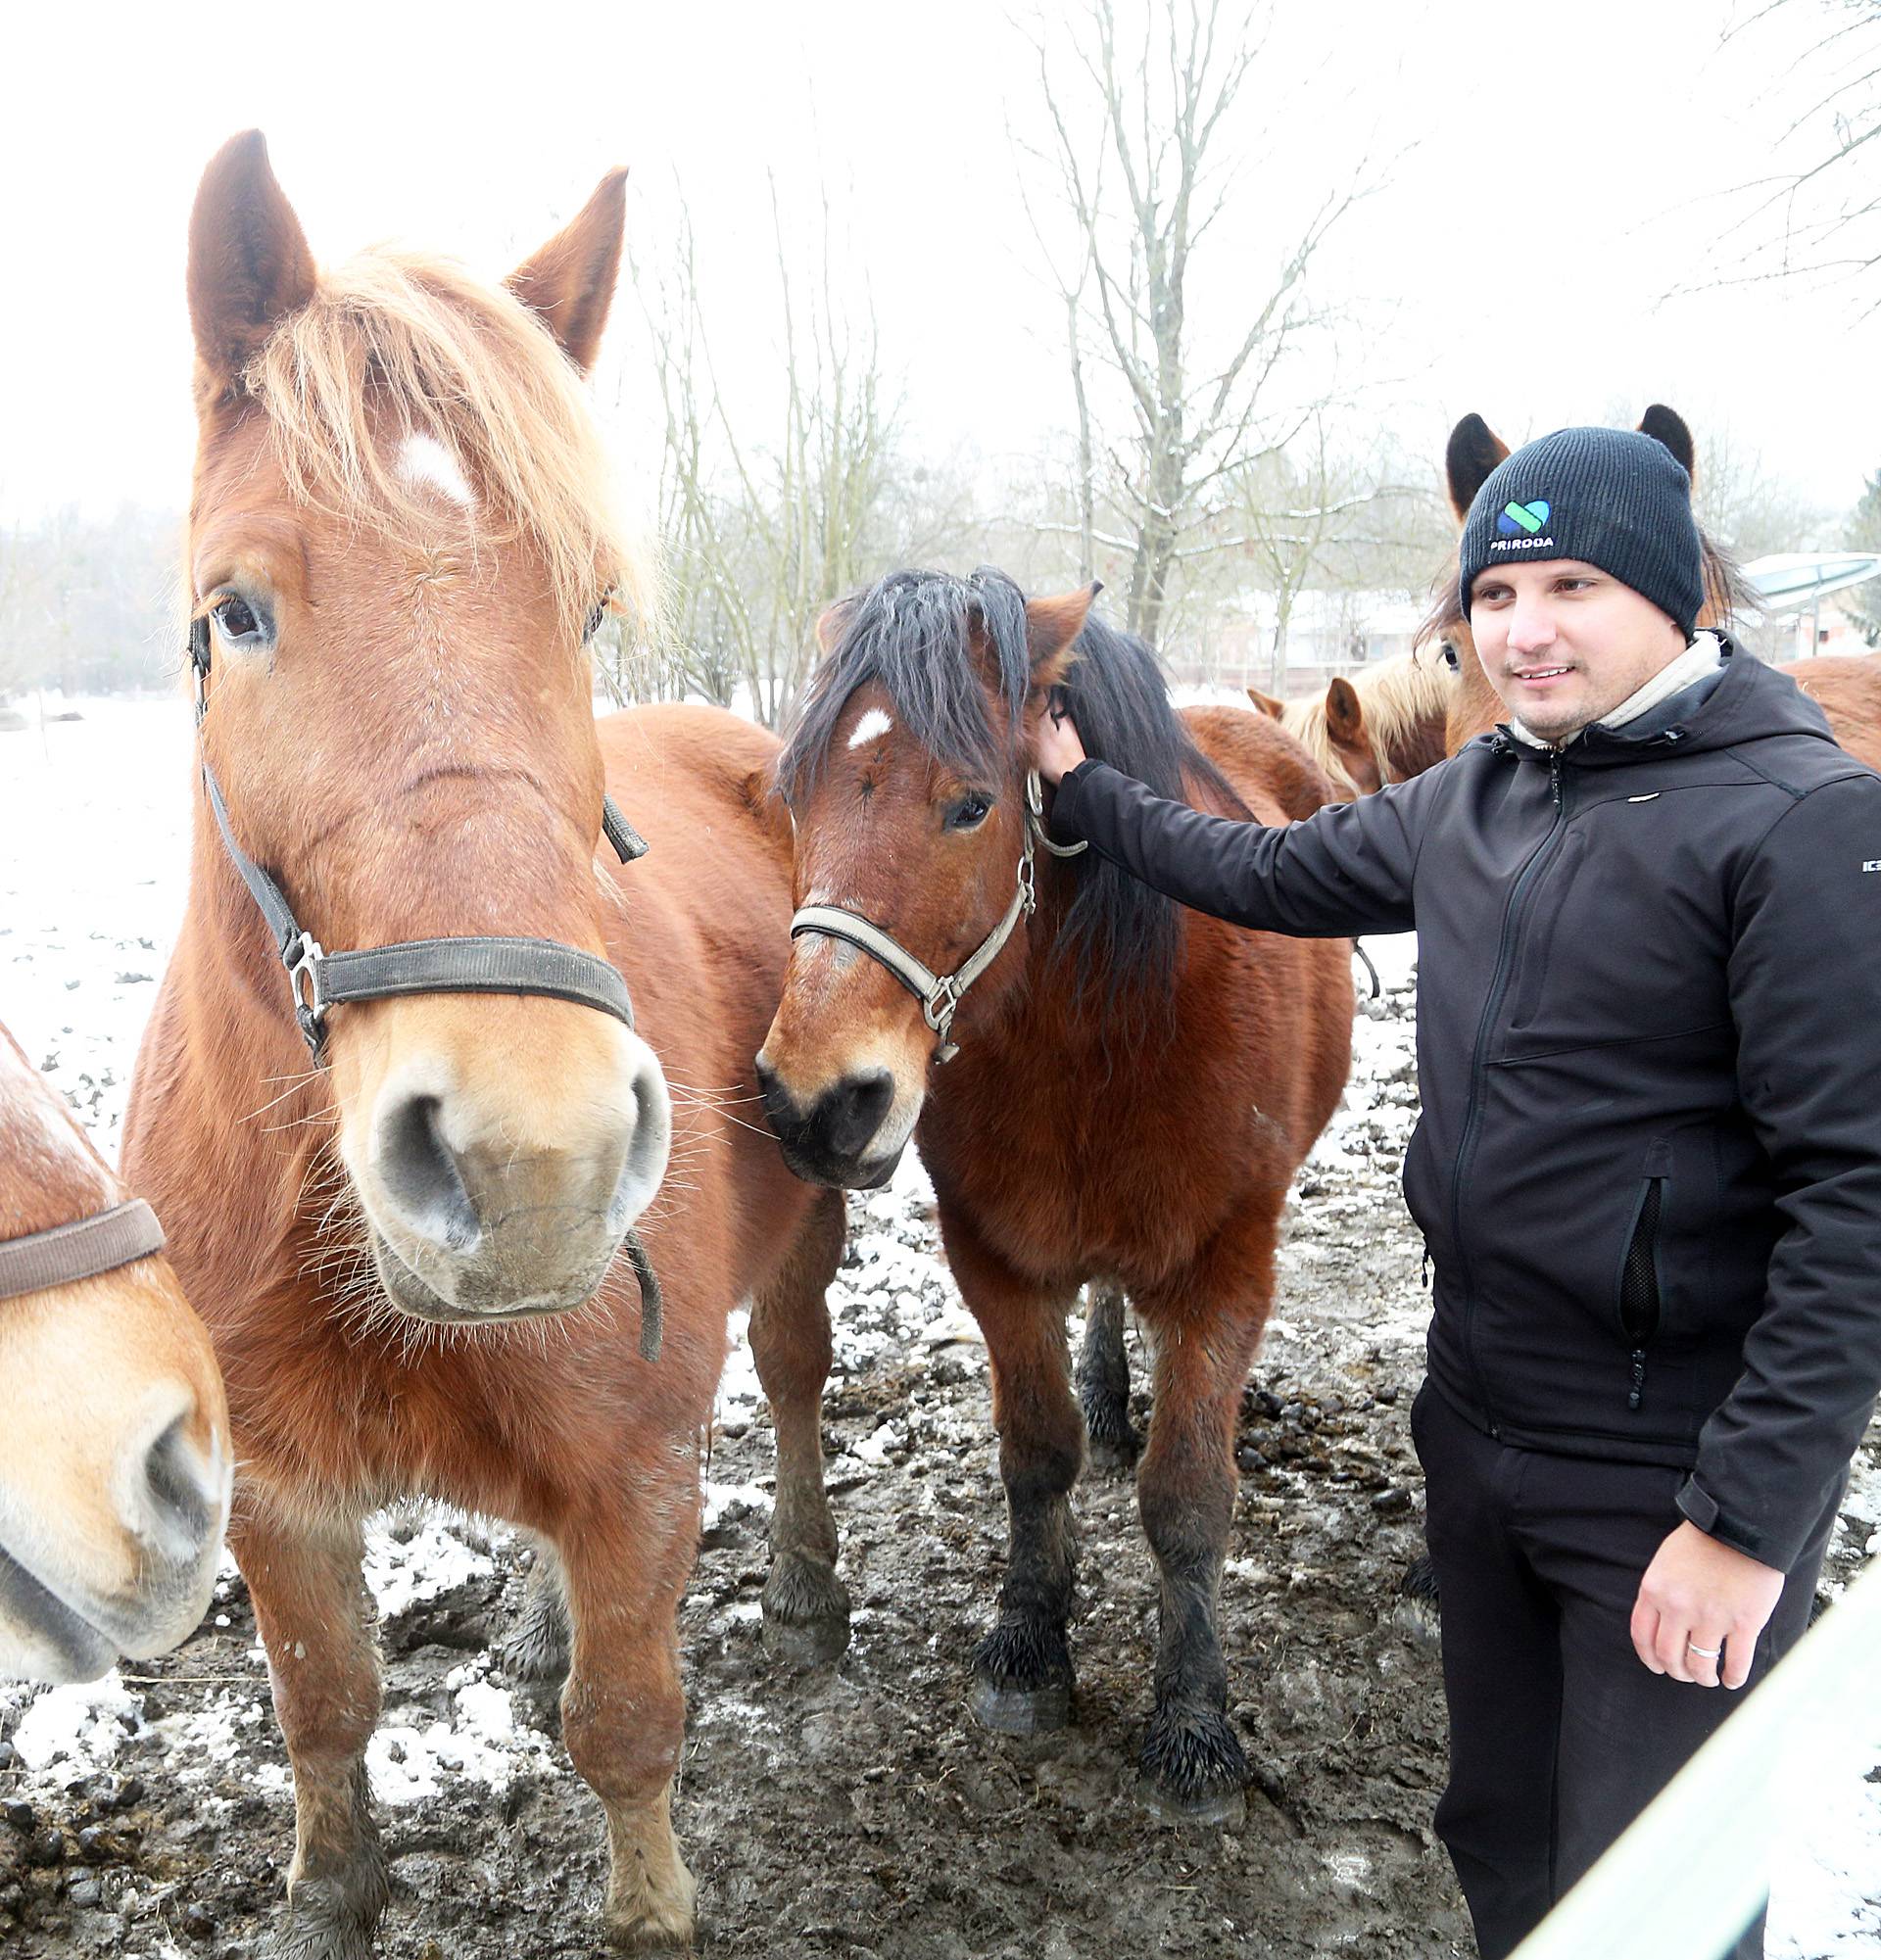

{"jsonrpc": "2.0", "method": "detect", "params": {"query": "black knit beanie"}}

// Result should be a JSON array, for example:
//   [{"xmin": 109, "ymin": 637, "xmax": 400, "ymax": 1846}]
[{"xmin": 1457, "ymin": 427, "xmax": 1705, "ymax": 634}]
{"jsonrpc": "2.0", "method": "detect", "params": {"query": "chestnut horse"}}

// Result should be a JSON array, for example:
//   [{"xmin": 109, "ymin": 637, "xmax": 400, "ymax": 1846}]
[
  {"xmin": 122, "ymin": 133, "xmax": 839, "ymax": 1956},
  {"xmin": 0, "ymin": 1023, "xmax": 229, "ymax": 1682},
  {"xmin": 1248, "ymin": 651, "xmax": 1455, "ymax": 800},
  {"xmin": 754, "ymin": 574, "xmax": 1352, "ymax": 1821}
]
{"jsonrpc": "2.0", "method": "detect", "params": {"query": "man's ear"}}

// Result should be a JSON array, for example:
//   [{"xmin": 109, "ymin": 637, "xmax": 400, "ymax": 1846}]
[
  {"xmin": 1445, "ymin": 413, "xmax": 1511, "ymax": 527},
  {"xmin": 1025, "ymin": 583, "xmax": 1100, "ymax": 692},
  {"xmin": 1247, "ymin": 687, "xmax": 1284, "ymax": 720}
]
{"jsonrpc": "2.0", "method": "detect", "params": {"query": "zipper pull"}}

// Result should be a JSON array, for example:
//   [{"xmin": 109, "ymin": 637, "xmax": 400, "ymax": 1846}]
[
  {"xmin": 1628, "ymin": 1348, "xmax": 1647, "ymax": 1411},
  {"xmin": 1420, "ymin": 1242, "xmax": 1431, "ymax": 1289}
]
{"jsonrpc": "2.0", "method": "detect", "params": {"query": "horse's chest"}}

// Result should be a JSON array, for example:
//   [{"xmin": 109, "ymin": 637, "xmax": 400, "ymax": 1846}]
[{"xmin": 922, "ymin": 1039, "xmax": 1275, "ymax": 1283}]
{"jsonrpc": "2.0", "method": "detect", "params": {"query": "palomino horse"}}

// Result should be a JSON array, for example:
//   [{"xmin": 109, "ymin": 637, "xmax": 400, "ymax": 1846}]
[
  {"xmin": 122, "ymin": 133, "xmax": 840, "ymax": 1956},
  {"xmin": 0, "ymin": 1023, "xmax": 229, "ymax": 1681},
  {"xmin": 755, "ymin": 574, "xmax": 1353, "ymax": 1820},
  {"xmin": 1248, "ymin": 651, "xmax": 1455, "ymax": 801},
  {"xmin": 1426, "ymin": 406, "xmax": 1760, "ymax": 756}
]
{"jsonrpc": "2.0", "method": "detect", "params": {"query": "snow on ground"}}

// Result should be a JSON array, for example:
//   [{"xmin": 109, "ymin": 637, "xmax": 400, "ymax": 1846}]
[{"xmin": 1, "ymin": 697, "xmax": 1876, "ymax": 1949}]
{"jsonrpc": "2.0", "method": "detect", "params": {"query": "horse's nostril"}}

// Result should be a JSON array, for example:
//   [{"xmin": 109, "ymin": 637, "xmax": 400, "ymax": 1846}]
[
  {"xmin": 377, "ymin": 1093, "xmax": 480, "ymax": 1252},
  {"xmin": 819, "ymin": 1070, "xmax": 894, "ymax": 1160},
  {"xmin": 140, "ymin": 1414, "xmax": 214, "ymax": 1549}
]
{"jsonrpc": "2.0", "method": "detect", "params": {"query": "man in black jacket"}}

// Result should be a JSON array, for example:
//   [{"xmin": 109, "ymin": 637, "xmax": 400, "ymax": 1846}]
[{"xmin": 1032, "ymin": 426, "xmax": 1881, "ymax": 1958}]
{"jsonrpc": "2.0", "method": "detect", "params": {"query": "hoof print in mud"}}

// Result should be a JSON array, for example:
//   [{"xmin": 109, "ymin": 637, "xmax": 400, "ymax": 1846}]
[
  {"xmin": 760, "ymin": 1551, "xmax": 852, "ymax": 1665},
  {"xmin": 970, "ymin": 1619, "xmax": 1075, "ymax": 1734},
  {"xmin": 1137, "ymin": 1707, "xmax": 1249, "ymax": 1828}
]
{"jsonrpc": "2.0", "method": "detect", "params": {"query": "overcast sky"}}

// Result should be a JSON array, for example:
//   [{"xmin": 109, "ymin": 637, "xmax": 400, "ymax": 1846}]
[{"xmin": 3, "ymin": 0, "xmax": 1874, "ymax": 534}]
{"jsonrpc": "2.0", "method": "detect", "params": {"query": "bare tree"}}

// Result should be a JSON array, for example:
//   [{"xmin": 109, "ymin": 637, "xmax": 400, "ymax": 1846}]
[
  {"xmin": 1020, "ymin": 0, "xmax": 1383, "ymax": 647},
  {"xmin": 1711, "ymin": 1, "xmax": 1881, "ymax": 304},
  {"xmin": 623, "ymin": 179, "xmax": 976, "ymax": 726}
]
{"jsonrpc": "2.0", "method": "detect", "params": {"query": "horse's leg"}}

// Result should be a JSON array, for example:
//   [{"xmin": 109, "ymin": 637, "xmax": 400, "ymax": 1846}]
[
  {"xmin": 499, "ymin": 1535, "xmax": 572, "ymax": 1685},
  {"xmin": 555, "ymin": 1492, "xmax": 699, "ymax": 1955},
  {"xmin": 751, "ymin": 1187, "xmax": 850, "ymax": 1663},
  {"xmin": 1132, "ymin": 1226, "xmax": 1277, "ymax": 1826},
  {"xmin": 1076, "ymin": 1283, "xmax": 1140, "ymax": 1472},
  {"xmin": 942, "ymin": 1210, "xmax": 1084, "ymax": 1735},
  {"xmin": 241, "ymin": 1504, "xmax": 389, "ymax": 1960}
]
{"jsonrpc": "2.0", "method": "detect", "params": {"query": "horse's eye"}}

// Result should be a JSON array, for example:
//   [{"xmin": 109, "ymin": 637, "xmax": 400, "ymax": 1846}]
[
  {"xmin": 1441, "ymin": 642, "xmax": 1461, "ymax": 674},
  {"xmin": 211, "ymin": 594, "xmax": 268, "ymax": 647},
  {"xmin": 946, "ymin": 794, "xmax": 992, "ymax": 831}
]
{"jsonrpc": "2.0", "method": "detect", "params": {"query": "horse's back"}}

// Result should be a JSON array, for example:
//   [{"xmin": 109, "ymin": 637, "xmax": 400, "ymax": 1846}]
[
  {"xmin": 1781, "ymin": 653, "xmax": 1881, "ymax": 771},
  {"xmin": 1179, "ymin": 701, "xmax": 1334, "ymax": 822}
]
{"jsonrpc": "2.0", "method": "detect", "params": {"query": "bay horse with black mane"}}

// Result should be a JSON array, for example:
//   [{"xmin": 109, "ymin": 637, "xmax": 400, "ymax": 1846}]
[
  {"xmin": 0, "ymin": 1022, "xmax": 229, "ymax": 1682},
  {"xmin": 122, "ymin": 132, "xmax": 841, "ymax": 1956},
  {"xmin": 752, "ymin": 570, "xmax": 1353, "ymax": 1820}
]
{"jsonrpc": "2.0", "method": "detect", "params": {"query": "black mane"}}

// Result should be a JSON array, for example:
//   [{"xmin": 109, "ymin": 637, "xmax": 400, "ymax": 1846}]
[{"xmin": 779, "ymin": 566, "xmax": 1243, "ymax": 1035}]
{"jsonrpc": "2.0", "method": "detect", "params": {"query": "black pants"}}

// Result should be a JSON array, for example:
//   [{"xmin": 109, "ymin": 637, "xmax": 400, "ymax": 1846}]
[{"xmin": 1411, "ymin": 1378, "xmax": 1841, "ymax": 1960}]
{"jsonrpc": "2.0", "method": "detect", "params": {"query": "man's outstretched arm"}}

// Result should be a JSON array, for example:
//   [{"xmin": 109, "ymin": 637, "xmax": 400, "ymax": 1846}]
[{"xmin": 1037, "ymin": 705, "xmax": 1428, "ymax": 940}]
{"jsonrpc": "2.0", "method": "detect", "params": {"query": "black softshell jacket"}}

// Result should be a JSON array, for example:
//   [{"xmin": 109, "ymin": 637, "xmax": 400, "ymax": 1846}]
[{"xmin": 1050, "ymin": 647, "xmax": 1881, "ymax": 1571}]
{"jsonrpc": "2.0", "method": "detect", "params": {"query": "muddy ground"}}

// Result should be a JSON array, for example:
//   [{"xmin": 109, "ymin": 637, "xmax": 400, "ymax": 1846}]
[{"xmin": 2, "ymin": 955, "xmax": 1876, "ymax": 1960}]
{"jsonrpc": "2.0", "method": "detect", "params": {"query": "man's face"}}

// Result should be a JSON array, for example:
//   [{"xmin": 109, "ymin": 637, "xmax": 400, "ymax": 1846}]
[{"xmin": 1469, "ymin": 560, "xmax": 1687, "ymax": 743}]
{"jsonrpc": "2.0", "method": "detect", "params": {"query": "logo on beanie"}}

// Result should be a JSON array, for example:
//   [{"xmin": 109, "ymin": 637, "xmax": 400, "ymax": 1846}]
[{"xmin": 1496, "ymin": 499, "xmax": 1552, "ymax": 538}]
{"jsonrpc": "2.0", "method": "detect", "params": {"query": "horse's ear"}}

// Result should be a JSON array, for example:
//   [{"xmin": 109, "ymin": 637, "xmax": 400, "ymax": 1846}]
[
  {"xmin": 1025, "ymin": 583, "xmax": 1099, "ymax": 690},
  {"xmin": 814, "ymin": 598, "xmax": 854, "ymax": 655},
  {"xmin": 506, "ymin": 169, "xmax": 629, "ymax": 375},
  {"xmin": 1247, "ymin": 688, "xmax": 1285, "ymax": 720},
  {"xmin": 1445, "ymin": 413, "xmax": 1510, "ymax": 526},
  {"xmin": 187, "ymin": 130, "xmax": 317, "ymax": 396},
  {"xmin": 1326, "ymin": 677, "xmax": 1366, "ymax": 745},
  {"xmin": 1637, "ymin": 404, "xmax": 1697, "ymax": 483}
]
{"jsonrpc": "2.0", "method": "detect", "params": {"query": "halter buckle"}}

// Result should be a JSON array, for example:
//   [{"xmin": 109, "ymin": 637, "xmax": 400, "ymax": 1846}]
[{"xmin": 284, "ymin": 936, "xmax": 329, "ymax": 1027}]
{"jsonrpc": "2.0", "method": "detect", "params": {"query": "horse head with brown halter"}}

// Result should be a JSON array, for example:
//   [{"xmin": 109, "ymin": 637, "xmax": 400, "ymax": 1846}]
[
  {"xmin": 184, "ymin": 612, "xmax": 667, "ymax": 1357},
  {"xmin": 0, "ymin": 1027, "xmax": 231, "ymax": 1685}
]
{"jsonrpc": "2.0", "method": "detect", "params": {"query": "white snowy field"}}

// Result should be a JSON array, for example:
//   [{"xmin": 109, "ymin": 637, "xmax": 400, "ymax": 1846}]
[{"xmin": 0, "ymin": 694, "xmax": 1876, "ymax": 1956}]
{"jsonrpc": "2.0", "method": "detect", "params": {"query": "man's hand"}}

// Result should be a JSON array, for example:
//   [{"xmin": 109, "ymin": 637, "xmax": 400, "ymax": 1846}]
[
  {"xmin": 1630, "ymin": 1520, "xmax": 1784, "ymax": 1690},
  {"xmin": 1032, "ymin": 695, "xmax": 1088, "ymax": 785}
]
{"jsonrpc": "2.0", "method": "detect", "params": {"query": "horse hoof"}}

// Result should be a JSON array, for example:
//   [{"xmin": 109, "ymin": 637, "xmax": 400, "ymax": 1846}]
[
  {"xmin": 265, "ymin": 1881, "xmax": 383, "ymax": 1960},
  {"xmin": 1136, "ymin": 1774, "xmax": 1247, "ymax": 1830},
  {"xmin": 1139, "ymin": 1704, "xmax": 1248, "ymax": 1827},
  {"xmin": 1400, "ymin": 1552, "xmax": 1440, "ymax": 1607},
  {"xmin": 1083, "ymin": 1428, "xmax": 1141, "ymax": 1476},
  {"xmin": 971, "ymin": 1675, "xmax": 1071, "ymax": 1736},
  {"xmin": 760, "ymin": 1552, "xmax": 851, "ymax": 1667}
]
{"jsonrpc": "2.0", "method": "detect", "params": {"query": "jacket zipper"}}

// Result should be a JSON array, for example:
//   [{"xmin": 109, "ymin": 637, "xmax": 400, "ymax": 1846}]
[{"xmin": 1451, "ymin": 748, "xmax": 1572, "ymax": 1438}]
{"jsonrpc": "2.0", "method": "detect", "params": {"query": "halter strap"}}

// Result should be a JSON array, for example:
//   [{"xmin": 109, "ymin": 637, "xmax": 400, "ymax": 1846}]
[
  {"xmin": 190, "ymin": 617, "xmax": 645, "ymax": 1067},
  {"xmin": 787, "ymin": 769, "xmax": 1084, "ymax": 1064},
  {"xmin": 0, "ymin": 1200, "xmax": 166, "ymax": 1304}
]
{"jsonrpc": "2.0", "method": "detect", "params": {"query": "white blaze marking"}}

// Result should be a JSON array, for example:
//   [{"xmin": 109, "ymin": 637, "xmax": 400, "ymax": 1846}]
[
  {"xmin": 398, "ymin": 433, "xmax": 475, "ymax": 508},
  {"xmin": 847, "ymin": 708, "xmax": 893, "ymax": 749}
]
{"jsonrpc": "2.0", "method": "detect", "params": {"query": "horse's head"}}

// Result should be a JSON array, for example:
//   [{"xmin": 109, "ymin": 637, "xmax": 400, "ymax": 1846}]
[
  {"xmin": 0, "ymin": 1033, "xmax": 230, "ymax": 1682},
  {"xmin": 1423, "ymin": 405, "xmax": 1747, "ymax": 756},
  {"xmin": 184, "ymin": 132, "xmax": 669, "ymax": 1323},
  {"xmin": 756, "ymin": 569, "xmax": 1094, "ymax": 1188}
]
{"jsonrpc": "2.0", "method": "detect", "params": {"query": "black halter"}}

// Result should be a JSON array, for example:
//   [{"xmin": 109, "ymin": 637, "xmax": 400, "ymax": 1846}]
[{"xmin": 187, "ymin": 617, "xmax": 650, "ymax": 1068}]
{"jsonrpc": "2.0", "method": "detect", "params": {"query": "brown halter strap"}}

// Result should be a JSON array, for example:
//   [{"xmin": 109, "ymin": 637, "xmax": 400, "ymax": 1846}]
[{"xmin": 0, "ymin": 1199, "xmax": 166, "ymax": 1303}]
